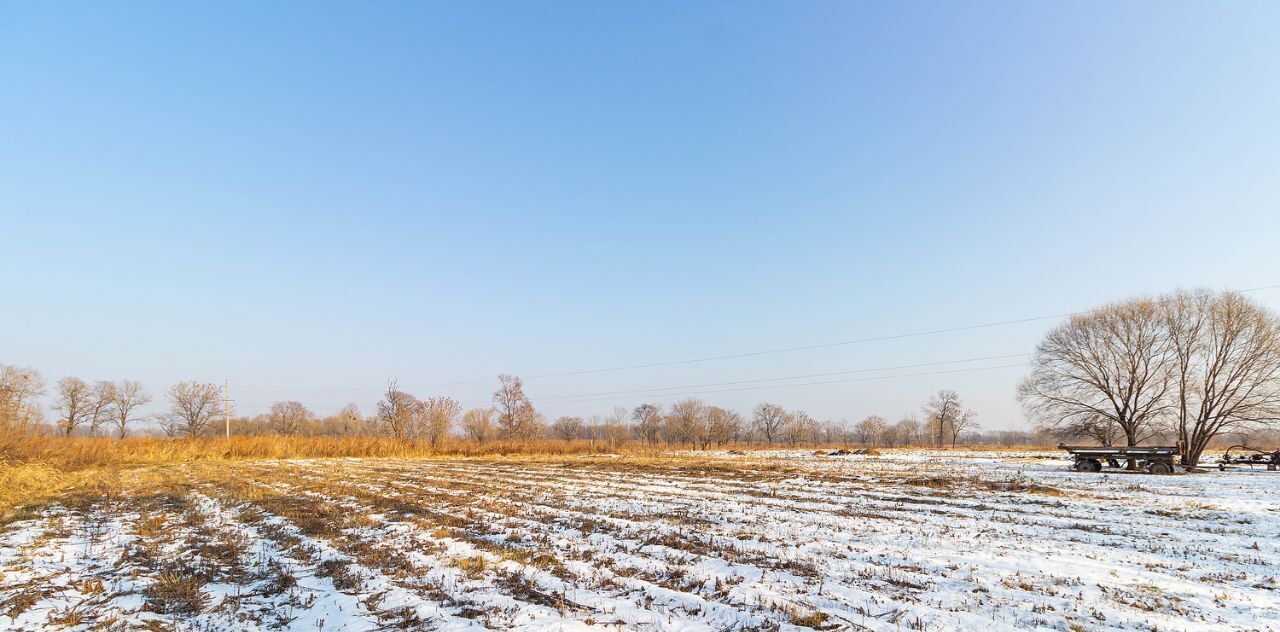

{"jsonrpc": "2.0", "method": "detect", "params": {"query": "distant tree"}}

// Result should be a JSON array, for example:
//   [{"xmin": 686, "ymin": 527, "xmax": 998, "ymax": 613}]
[
  {"xmin": 893, "ymin": 415, "xmax": 921, "ymax": 446},
  {"xmin": 0, "ymin": 365, "xmax": 46, "ymax": 432},
  {"xmin": 420, "ymin": 397, "xmax": 461, "ymax": 447},
  {"xmin": 377, "ymin": 380, "xmax": 419, "ymax": 440},
  {"xmin": 752, "ymin": 403, "xmax": 787, "ymax": 445},
  {"xmin": 87, "ymin": 381, "xmax": 117, "ymax": 436},
  {"xmin": 1018, "ymin": 299, "xmax": 1173, "ymax": 447},
  {"xmin": 462, "ymin": 408, "xmax": 494, "ymax": 443},
  {"xmin": 602, "ymin": 421, "xmax": 630, "ymax": 449},
  {"xmin": 922, "ymin": 390, "xmax": 964, "ymax": 449},
  {"xmin": 551, "ymin": 415, "xmax": 585, "ymax": 442},
  {"xmin": 853, "ymin": 415, "xmax": 888, "ymax": 448},
  {"xmin": 878, "ymin": 421, "xmax": 901, "ymax": 447},
  {"xmin": 602, "ymin": 406, "xmax": 628, "ymax": 448},
  {"xmin": 707, "ymin": 406, "xmax": 742, "ymax": 447},
  {"xmin": 631, "ymin": 403, "xmax": 663, "ymax": 446},
  {"xmin": 332, "ymin": 404, "xmax": 364, "ymax": 435},
  {"xmin": 666, "ymin": 398, "xmax": 707, "ymax": 448},
  {"xmin": 493, "ymin": 375, "xmax": 539, "ymax": 440},
  {"xmin": 161, "ymin": 381, "xmax": 220, "ymax": 438},
  {"xmin": 948, "ymin": 408, "xmax": 979, "ymax": 448},
  {"xmin": 267, "ymin": 400, "xmax": 311, "ymax": 436},
  {"xmin": 108, "ymin": 380, "xmax": 151, "ymax": 439},
  {"xmin": 53, "ymin": 376, "xmax": 92, "ymax": 436},
  {"xmin": 782, "ymin": 410, "xmax": 817, "ymax": 447}
]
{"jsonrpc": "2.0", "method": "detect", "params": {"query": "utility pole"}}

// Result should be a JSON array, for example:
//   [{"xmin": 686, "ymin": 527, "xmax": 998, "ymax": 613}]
[{"xmin": 224, "ymin": 378, "xmax": 231, "ymax": 439}]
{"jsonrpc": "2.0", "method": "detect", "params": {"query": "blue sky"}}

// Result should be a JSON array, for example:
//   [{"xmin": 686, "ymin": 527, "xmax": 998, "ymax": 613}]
[{"xmin": 3, "ymin": 2, "xmax": 1279, "ymax": 429}]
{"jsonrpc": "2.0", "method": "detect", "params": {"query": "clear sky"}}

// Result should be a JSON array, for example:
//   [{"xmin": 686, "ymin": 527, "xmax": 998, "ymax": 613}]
[{"xmin": 4, "ymin": 2, "xmax": 1279, "ymax": 430}]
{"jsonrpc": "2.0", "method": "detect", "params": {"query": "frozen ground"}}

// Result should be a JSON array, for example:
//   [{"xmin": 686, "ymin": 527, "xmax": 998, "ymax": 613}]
[{"xmin": 1, "ymin": 450, "xmax": 1277, "ymax": 631}]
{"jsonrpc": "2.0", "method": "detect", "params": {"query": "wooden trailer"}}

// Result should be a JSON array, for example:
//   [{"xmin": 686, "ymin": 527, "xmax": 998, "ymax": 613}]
[{"xmin": 1058, "ymin": 444, "xmax": 1181, "ymax": 474}]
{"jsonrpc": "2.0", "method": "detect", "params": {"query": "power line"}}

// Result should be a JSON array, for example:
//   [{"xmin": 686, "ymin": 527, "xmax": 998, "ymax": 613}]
[
  {"xmin": 237, "ymin": 283, "xmax": 1280, "ymax": 396},
  {"xmin": 238, "ymin": 314, "xmax": 1060, "ymax": 394},
  {"xmin": 527, "ymin": 353, "xmax": 1030, "ymax": 402},
  {"xmin": 231, "ymin": 353, "xmax": 1029, "ymax": 410}
]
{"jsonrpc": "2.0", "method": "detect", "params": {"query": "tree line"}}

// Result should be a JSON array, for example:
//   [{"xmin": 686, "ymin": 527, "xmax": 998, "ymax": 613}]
[
  {"xmin": 1018, "ymin": 289, "xmax": 1280, "ymax": 466},
  {"xmin": 2, "ymin": 366, "xmax": 991, "ymax": 448},
  {"xmin": 0, "ymin": 370, "xmax": 227, "ymax": 439}
]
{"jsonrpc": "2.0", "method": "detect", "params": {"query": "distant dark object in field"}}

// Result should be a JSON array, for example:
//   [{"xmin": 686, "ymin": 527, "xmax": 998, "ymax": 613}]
[
  {"xmin": 820, "ymin": 448, "xmax": 880, "ymax": 457},
  {"xmin": 727, "ymin": 449, "xmax": 746, "ymax": 455}
]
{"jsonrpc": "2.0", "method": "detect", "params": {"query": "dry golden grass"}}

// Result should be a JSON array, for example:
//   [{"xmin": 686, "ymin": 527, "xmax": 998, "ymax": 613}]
[{"xmin": 0, "ymin": 429, "xmax": 1061, "ymax": 518}]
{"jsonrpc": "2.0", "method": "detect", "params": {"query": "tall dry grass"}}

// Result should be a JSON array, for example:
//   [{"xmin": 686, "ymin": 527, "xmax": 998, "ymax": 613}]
[
  {"xmin": 0, "ymin": 430, "xmax": 1065, "ymax": 518},
  {"xmin": 0, "ymin": 432, "xmax": 641, "ymax": 517}
]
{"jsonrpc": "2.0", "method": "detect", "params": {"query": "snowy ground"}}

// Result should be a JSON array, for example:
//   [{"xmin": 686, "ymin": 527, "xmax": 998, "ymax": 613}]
[{"xmin": 1, "ymin": 450, "xmax": 1277, "ymax": 631}]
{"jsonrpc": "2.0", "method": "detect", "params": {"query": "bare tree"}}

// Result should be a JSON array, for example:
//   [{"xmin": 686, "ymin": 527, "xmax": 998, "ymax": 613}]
[
  {"xmin": 462, "ymin": 408, "xmax": 494, "ymax": 443},
  {"xmin": 922, "ymin": 390, "xmax": 964, "ymax": 449},
  {"xmin": 417, "ymin": 397, "xmax": 460, "ymax": 447},
  {"xmin": 1018, "ymin": 299, "xmax": 1173, "ymax": 447},
  {"xmin": 267, "ymin": 401, "xmax": 311, "ymax": 436},
  {"xmin": 377, "ymin": 380, "xmax": 419, "ymax": 440},
  {"xmin": 552, "ymin": 416, "xmax": 585, "ymax": 442},
  {"xmin": 948, "ymin": 408, "xmax": 979, "ymax": 448},
  {"xmin": 853, "ymin": 415, "xmax": 887, "ymax": 448},
  {"xmin": 161, "ymin": 381, "xmax": 220, "ymax": 438},
  {"xmin": 330, "ymin": 404, "xmax": 364, "ymax": 435},
  {"xmin": 1163, "ymin": 290, "xmax": 1280, "ymax": 466},
  {"xmin": 87, "ymin": 381, "xmax": 117, "ymax": 436},
  {"xmin": 707, "ymin": 406, "xmax": 742, "ymax": 447},
  {"xmin": 666, "ymin": 397, "xmax": 707, "ymax": 448},
  {"xmin": 493, "ymin": 375, "xmax": 539, "ymax": 440},
  {"xmin": 108, "ymin": 380, "xmax": 151, "ymax": 439},
  {"xmin": 53, "ymin": 376, "xmax": 92, "ymax": 436},
  {"xmin": 631, "ymin": 403, "xmax": 663, "ymax": 446},
  {"xmin": 782, "ymin": 410, "xmax": 817, "ymax": 446},
  {"xmin": 752, "ymin": 403, "xmax": 787, "ymax": 445},
  {"xmin": 893, "ymin": 415, "xmax": 921, "ymax": 446},
  {"xmin": 0, "ymin": 364, "xmax": 46, "ymax": 432}
]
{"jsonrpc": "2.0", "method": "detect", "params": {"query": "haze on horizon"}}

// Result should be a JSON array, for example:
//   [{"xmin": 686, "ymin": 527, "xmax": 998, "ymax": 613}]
[{"xmin": 3, "ymin": 2, "xmax": 1279, "ymax": 429}]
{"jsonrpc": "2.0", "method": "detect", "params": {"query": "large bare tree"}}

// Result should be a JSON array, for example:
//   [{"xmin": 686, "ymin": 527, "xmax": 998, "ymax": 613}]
[
  {"xmin": 109, "ymin": 380, "xmax": 151, "ymax": 439},
  {"xmin": 161, "ymin": 381, "xmax": 221, "ymax": 438},
  {"xmin": 1163, "ymin": 290, "xmax": 1280, "ymax": 466},
  {"xmin": 53, "ymin": 376, "xmax": 92, "ymax": 436},
  {"xmin": 1018, "ymin": 299, "xmax": 1173, "ymax": 447}
]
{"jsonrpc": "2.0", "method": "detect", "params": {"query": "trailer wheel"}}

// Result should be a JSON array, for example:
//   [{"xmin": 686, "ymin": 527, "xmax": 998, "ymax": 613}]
[
  {"xmin": 1147, "ymin": 462, "xmax": 1172, "ymax": 475},
  {"xmin": 1075, "ymin": 459, "xmax": 1102, "ymax": 473}
]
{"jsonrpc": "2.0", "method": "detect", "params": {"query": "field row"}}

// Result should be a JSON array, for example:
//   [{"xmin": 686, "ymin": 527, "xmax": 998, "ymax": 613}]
[{"xmin": 1, "ymin": 452, "xmax": 1277, "ymax": 630}]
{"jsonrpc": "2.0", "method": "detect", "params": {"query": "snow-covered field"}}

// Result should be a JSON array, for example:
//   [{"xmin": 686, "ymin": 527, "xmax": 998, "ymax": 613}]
[{"xmin": 1, "ymin": 450, "xmax": 1277, "ymax": 631}]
